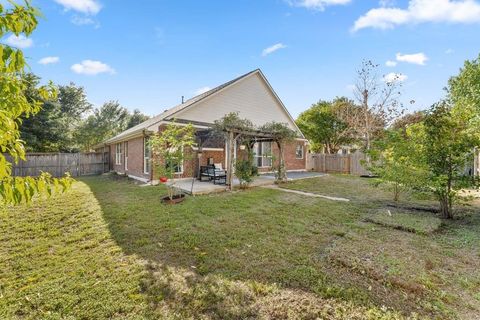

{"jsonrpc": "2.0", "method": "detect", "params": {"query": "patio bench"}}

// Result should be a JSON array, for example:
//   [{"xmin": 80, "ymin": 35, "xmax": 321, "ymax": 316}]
[{"xmin": 200, "ymin": 165, "xmax": 226, "ymax": 185}]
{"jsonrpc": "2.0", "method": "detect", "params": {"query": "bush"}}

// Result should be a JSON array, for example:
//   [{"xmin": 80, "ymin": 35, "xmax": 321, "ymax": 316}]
[{"xmin": 235, "ymin": 159, "xmax": 258, "ymax": 189}]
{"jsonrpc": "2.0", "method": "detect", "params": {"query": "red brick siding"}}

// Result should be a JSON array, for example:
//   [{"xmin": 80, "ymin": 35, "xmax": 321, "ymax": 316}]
[
  {"xmin": 109, "ymin": 136, "xmax": 151, "ymax": 180},
  {"xmin": 107, "ymin": 129, "xmax": 306, "ymax": 180},
  {"xmin": 253, "ymin": 139, "xmax": 307, "ymax": 173}
]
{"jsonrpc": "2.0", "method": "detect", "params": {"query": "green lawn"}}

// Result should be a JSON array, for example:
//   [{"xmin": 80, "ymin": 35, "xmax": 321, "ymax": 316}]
[{"xmin": 1, "ymin": 174, "xmax": 479, "ymax": 319}]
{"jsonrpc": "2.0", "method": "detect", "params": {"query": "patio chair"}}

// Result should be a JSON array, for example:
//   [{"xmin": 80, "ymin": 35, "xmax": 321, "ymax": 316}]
[{"xmin": 199, "ymin": 165, "xmax": 226, "ymax": 185}]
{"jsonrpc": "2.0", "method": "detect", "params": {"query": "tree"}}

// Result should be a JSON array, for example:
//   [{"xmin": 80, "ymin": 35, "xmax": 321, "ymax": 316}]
[
  {"xmin": 353, "ymin": 60, "xmax": 404, "ymax": 153},
  {"xmin": 213, "ymin": 113, "xmax": 255, "ymax": 189},
  {"xmin": 75, "ymin": 101, "xmax": 130, "ymax": 151},
  {"xmin": 0, "ymin": 1, "xmax": 72, "ymax": 205},
  {"xmin": 391, "ymin": 111, "xmax": 425, "ymax": 132},
  {"xmin": 126, "ymin": 109, "xmax": 150, "ymax": 129},
  {"xmin": 20, "ymin": 78, "xmax": 92, "ymax": 152},
  {"xmin": 448, "ymin": 53, "xmax": 480, "ymax": 137},
  {"xmin": 420, "ymin": 102, "xmax": 479, "ymax": 218},
  {"xmin": 259, "ymin": 122, "xmax": 298, "ymax": 183},
  {"xmin": 149, "ymin": 123, "xmax": 196, "ymax": 200},
  {"xmin": 20, "ymin": 73, "xmax": 67, "ymax": 152},
  {"xmin": 296, "ymin": 97, "xmax": 359, "ymax": 153},
  {"xmin": 368, "ymin": 128, "xmax": 427, "ymax": 202},
  {"xmin": 58, "ymin": 82, "xmax": 93, "ymax": 120}
]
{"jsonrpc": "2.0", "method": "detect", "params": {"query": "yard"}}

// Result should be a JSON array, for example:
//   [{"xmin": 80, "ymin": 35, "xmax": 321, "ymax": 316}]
[{"xmin": 1, "ymin": 174, "xmax": 479, "ymax": 319}]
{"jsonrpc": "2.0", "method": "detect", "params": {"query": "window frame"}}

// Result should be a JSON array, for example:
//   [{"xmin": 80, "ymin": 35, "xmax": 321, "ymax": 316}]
[
  {"xmin": 295, "ymin": 144, "xmax": 304, "ymax": 160},
  {"xmin": 165, "ymin": 146, "xmax": 184, "ymax": 175},
  {"xmin": 143, "ymin": 137, "xmax": 150, "ymax": 174},
  {"xmin": 124, "ymin": 141, "xmax": 128, "ymax": 171},
  {"xmin": 253, "ymin": 142, "xmax": 273, "ymax": 168},
  {"xmin": 115, "ymin": 143, "xmax": 122, "ymax": 165}
]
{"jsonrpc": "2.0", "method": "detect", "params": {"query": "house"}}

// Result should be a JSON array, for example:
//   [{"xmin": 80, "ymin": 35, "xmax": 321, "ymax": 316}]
[{"xmin": 95, "ymin": 69, "xmax": 308, "ymax": 183}]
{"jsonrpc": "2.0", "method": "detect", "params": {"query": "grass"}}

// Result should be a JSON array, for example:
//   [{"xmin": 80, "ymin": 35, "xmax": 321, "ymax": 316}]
[
  {"xmin": 1, "ymin": 173, "xmax": 479, "ymax": 319},
  {"xmin": 365, "ymin": 207, "xmax": 443, "ymax": 234}
]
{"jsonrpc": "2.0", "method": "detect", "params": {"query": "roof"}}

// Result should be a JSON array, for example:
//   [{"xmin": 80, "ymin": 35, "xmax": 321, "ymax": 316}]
[{"xmin": 101, "ymin": 69, "xmax": 303, "ymax": 145}]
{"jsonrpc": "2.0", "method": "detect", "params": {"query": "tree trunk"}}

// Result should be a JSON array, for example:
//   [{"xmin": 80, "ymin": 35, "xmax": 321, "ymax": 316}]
[
  {"xmin": 439, "ymin": 194, "xmax": 453, "ymax": 219},
  {"xmin": 393, "ymin": 182, "xmax": 399, "ymax": 202}
]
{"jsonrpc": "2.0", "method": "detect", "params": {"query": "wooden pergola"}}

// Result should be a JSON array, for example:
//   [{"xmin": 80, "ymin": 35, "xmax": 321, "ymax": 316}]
[{"xmin": 195, "ymin": 127, "xmax": 281, "ymax": 191}]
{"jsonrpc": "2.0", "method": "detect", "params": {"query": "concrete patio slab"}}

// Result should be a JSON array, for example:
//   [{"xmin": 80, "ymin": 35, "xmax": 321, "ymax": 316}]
[{"xmin": 167, "ymin": 171, "xmax": 327, "ymax": 196}]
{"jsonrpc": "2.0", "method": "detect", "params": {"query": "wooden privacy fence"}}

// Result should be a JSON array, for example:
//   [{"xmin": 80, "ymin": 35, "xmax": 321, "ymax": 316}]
[
  {"xmin": 5, "ymin": 152, "xmax": 109, "ymax": 177},
  {"xmin": 307, "ymin": 152, "xmax": 370, "ymax": 176}
]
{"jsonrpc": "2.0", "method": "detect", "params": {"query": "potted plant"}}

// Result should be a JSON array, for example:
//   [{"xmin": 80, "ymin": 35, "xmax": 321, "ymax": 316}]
[{"xmin": 150, "ymin": 122, "xmax": 196, "ymax": 204}]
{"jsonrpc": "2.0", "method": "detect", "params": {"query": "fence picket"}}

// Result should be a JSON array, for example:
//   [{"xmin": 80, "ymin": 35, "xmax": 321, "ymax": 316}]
[
  {"xmin": 4, "ymin": 152, "xmax": 109, "ymax": 177},
  {"xmin": 307, "ymin": 151, "xmax": 370, "ymax": 176}
]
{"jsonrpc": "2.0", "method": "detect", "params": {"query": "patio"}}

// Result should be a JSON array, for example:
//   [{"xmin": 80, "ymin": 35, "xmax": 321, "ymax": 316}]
[{"xmin": 170, "ymin": 171, "xmax": 326, "ymax": 195}]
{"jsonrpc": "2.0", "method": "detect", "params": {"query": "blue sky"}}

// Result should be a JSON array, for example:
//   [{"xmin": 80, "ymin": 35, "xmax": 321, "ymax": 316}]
[{"xmin": 6, "ymin": 0, "xmax": 480, "ymax": 117}]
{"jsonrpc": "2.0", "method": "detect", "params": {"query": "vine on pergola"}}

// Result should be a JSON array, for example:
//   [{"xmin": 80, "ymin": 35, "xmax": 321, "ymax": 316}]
[{"xmin": 212, "ymin": 113, "xmax": 298, "ymax": 189}]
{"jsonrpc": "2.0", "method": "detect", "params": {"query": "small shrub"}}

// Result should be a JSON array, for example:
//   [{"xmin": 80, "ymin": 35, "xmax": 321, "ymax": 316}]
[{"xmin": 235, "ymin": 159, "xmax": 258, "ymax": 189}]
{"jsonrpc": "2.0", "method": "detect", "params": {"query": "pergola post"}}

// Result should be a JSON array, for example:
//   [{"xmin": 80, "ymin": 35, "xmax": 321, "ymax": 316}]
[
  {"xmin": 276, "ymin": 140, "xmax": 287, "ymax": 182},
  {"xmin": 226, "ymin": 131, "xmax": 235, "ymax": 190}
]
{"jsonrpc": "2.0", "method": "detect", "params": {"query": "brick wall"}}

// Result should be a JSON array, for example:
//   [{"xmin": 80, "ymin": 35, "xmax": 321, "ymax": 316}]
[
  {"xmin": 109, "ymin": 136, "xmax": 151, "ymax": 181},
  {"xmin": 255, "ymin": 139, "xmax": 307, "ymax": 173},
  {"xmin": 107, "ymin": 130, "xmax": 306, "ymax": 181}
]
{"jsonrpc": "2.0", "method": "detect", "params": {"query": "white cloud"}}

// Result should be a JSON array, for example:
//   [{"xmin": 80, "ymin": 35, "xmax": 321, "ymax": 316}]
[
  {"xmin": 262, "ymin": 43, "xmax": 287, "ymax": 57},
  {"xmin": 396, "ymin": 52, "xmax": 428, "ymax": 65},
  {"xmin": 71, "ymin": 60, "xmax": 115, "ymax": 75},
  {"xmin": 71, "ymin": 15, "xmax": 94, "ymax": 25},
  {"xmin": 194, "ymin": 86, "xmax": 211, "ymax": 95},
  {"xmin": 445, "ymin": 48, "xmax": 454, "ymax": 54},
  {"xmin": 385, "ymin": 60, "xmax": 397, "ymax": 67},
  {"xmin": 38, "ymin": 56, "xmax": 60, "ymax": 65},
  {"xmin": 384, "ymin": 72, "xmax": 408, "ymax": 83},
  {"xmin": 5, "ymin": 35, "xmax": 33, "ymax": 48},
  {"xmin": 346, "ymin": 84, "xmax": 356, "ymax": 91},
  {"xmin": 352, "ymin": 0, "xmax": 480, "ymax": 31},
  {"xmin": 288, "ymin": 0, "xmax": 351, "ymax": 11},
  {"xmin": 54, "ymin": 0, "xmax": 101, "ymax": 15}
]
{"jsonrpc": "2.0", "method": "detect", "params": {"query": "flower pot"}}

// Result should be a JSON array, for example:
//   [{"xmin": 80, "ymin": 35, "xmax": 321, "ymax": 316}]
[
  {"xmin": 161, "ymin": 194, "xmax": 186, "ymax": 204},
  {"xmin": 160, "ymin": 177, "xmax": 168, "ymax": 183}
]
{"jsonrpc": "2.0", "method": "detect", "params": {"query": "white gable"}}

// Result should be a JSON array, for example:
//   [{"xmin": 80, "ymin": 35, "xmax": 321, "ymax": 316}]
[{"xmin": 171, "ymin": 72, "xmax": 299, "ymax": 132}]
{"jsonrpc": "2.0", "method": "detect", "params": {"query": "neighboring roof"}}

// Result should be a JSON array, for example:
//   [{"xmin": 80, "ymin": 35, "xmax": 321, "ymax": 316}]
[{"xmin": 101, "ymin": 69, "xmax": 303, "ymax": 145}]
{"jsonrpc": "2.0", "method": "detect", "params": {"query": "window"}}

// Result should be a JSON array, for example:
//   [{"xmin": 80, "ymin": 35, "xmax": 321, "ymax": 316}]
[
  {"xmin": 165, "ymin": 146, "xmax": 184, "ymax": 174},
  {"xmin": 144, "ymin": 137, "xmax": 150, "ymax": 174},
  {"xmin": 295, "ymin": 144, "xmax": 304, "ymax": 159},
  {"xmin": 253, "ymin": 142, "xmax": 272, "ymax": 167},
  {"xmin": 165, "ymin": 159, "xmax": 183, "ymax": 174},
  {"xmin": 115, "ymin": 143, "xmax": 122, "ymax": 165},
  {"xmin": 124, "ymin": 142, "xmax": 128, "ymax": 170}
]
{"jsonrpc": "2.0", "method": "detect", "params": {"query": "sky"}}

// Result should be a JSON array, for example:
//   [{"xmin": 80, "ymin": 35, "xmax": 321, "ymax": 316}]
[{"xmin": 4, "ymin": 0, "xmax": 480, "ymax": 118}]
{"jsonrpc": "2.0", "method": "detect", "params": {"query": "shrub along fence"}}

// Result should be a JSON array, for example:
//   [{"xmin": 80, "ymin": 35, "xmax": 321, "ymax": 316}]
[
  {"xmin": 307, "ymin": 152, "xmax": 370, "ymax": 176},
  {"xmin": 5, "ymin": 152, "xmax": 109, "ymax": 177}
]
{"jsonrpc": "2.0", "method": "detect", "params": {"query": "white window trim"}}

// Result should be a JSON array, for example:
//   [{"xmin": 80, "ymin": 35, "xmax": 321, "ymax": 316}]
[
  {"xmin": 115, "ymin": 143, "xmax": 122, "ymax": 165},
  {"xmin": 254, "ymin": 142, "xmax": 273, "ymax": 168},
  {"xmin": 124, "ymin": 141, "xmax": 128, "ymax": 171},
  {"xmin": 296, "ymin": 144, "xmax": 304, "ymax": 160},
  {"xmin": 166, "ymin": 146, "xmax": 184, "ymax": 175},
  {"xmin": 144, "ymin": 137, "xmax": 150, "ymax": 174}
]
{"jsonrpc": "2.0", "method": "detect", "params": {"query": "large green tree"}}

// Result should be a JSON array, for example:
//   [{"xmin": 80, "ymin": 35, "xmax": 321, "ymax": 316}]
[
  {"xmin": 126, "ymin": 109, "xmax": 150, "ymax": 129},
  {"xmin": 75, "ymin": 101, "xmax": 130, "ymax": 151},
  {"xmin": 296, "ymin": 97, "xmax": 359, "ymax": 153},
  {"xmin": 20, "ymin": 78, "xmax": 92, "ymax": 152},
  {"xmin": 448, "ymin": 53, "xmax": 480, "ymax": 137},
  {"xmin": 20, "ymin": 73, "xmax": 67, "ymax": 152},
  {"xmin": 420, "ymin": 102, "xmax": 478, "ymax": 218},
  {"xmin": 0, "ymin": 1, "xmax": 72, "ymax": 205}
]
